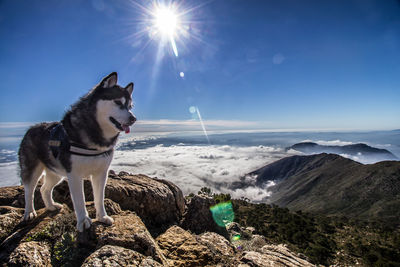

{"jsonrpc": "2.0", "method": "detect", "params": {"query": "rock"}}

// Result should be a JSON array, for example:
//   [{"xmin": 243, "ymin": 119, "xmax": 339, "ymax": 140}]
[
  {"xmin": 156, "ymin": 225, "xmax": 236, "ymax": 267},
  {"xmin": 90, "ymin": 210, "xmax": 167, "ymax": 265},
  {"xmin": 241, "ymin": 244, "xmax": 315, "ymax": 267},
  {"xmin": 0, "ymin": 172, "xmax": 186, "ymax": 233},
  {"xmin": 226, "ymin": 221, "xmax": 243, "ymax": 234},
  {"xmin": 82, "ymin": 245, "xmax": 162, "ymax": 267},
  {"xmin": 0, "ymin": 206, "xmax": 23, "ymax": 243},
  {"xmin": 22, "ymin": 204, "xmax": 74, "ymax": 243},
  {"xmin": 199, "ymin": 232, "xmax": 236, "ymax": 258},
  {"xmin": 104, "ymin": 173, "xmax": 185, "ymax": 230},
  {"xmin": 180, "ymin": 194, "xmax": 227, "ymax": 236},
  {"xmin": 86, "ymin": 198, "xmax": 122, "ymax": 218},
  {"xmin": 247, "ymin": 235, "xmax": 268, "ymax": 251},
  {"xmin": 8, "ymin": 241, "xmax": 52, "ymax": 266},
  {"xmin": 0, "ymin": 186, "xmax": 24, "ymax": 207}
]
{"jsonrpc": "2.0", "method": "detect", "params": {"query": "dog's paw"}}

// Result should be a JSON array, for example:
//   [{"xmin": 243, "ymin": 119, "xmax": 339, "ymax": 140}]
[
  {"xmin": 97, "ymin": 215, "xmax": 114, "ymax": 225},
  {"xmin": 77, "ymin": 216, "xmax": 92, "ymax": 232},
  {"xmin": 46, "ymin": 202, "xmax": 63, "ymax": 211},
  {"xmin": 23, "ymin": 210, "xmax": 37, "ymax": 221}
]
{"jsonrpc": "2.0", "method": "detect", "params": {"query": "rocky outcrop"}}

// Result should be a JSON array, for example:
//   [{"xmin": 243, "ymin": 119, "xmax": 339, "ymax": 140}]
[
  {"xmin": 241, "ymin": 244, "xmax": 314, "ymax": 267},
  {"xmin": 180, "ymin": 194, "xmax": 227, "ymax": 236},
  {"xmin": 90, "ymin": 210, "xmax": 167, "ymax": 265},
  {"xmin": 8, "ymin": 241, "xmax": 52, "ymax": 266},
  {"xmin": 0, "ymin": 171, "xmax": 314, "ymax": 266},
  {"xmin": 0, "ymin": 172, "xmax": 186, "ymax": 233},
  {"xmin": 105, "ymin": 172, "xmax": 185, "ymax": 231},
  {"xmin": 82, "ymin": 245, "xmax": 162, "ymax": 267}
]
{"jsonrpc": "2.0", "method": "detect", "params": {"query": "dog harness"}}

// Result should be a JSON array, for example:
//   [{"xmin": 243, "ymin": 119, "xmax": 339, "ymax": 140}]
[{"xmin": 49, "ymin": 124, "xmax": 112, "ymax": 158}]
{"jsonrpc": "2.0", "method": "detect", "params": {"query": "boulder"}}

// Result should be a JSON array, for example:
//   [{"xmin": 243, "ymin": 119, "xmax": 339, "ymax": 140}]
[
  {"xmin": 0, "ymin": 206, "xmax": 23, "ymax": 243},
  {"xmin": 90, "ymin": 210, "xmax": 167, "ymax": 265},
  {"xmin": 8, "ymin": 241, "xmax": 52, "ymax": 266},
  {"xmin": 156, "ymin": 225, "xmax": 238, "ymax": 267},
  {"xmin": 82, "ymin": 245, "xmax": 162, "ymax": 267},
  {"xmin": 241, "ymin": 244, "xmax": 315, "ymax": 267},
  {"xmin": 156, "ymin": 225, "xmax": 214, "ymax": 266},
  {"xmin": 180, "ymin": 194, "xmax": 227, "ymax": 236},
  {"xmin": 0, "ymin": 186, "xmax": 24, "ymax": 207},
  {"xmin": 199, "ymin": 232, "xmax": 236, "ymax": 258},
  {"xmin": 104, "ymin": 173, "xmax": 185, "ymax": 230}
]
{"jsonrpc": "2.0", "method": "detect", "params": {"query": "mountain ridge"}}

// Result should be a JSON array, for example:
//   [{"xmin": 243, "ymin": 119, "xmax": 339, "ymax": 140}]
[
  {"xmin": 287, "ymin": 142, "xmax": 398, "ymax": 163},
  {"xmin": 237, "ymin": 153, "xmax": 400, "ymax": 225}
]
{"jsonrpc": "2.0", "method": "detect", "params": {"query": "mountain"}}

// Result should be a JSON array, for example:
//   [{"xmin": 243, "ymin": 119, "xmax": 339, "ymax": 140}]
[
  {"xmin": 287, "ymin": 142, "xmax": 398, "ymax": 163},
  {"xmin": 240, "ymin": 153, "xmax": 400, "ymax": 225}
]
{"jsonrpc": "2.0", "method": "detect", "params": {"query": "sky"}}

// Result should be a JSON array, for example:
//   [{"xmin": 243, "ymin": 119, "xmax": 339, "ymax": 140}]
[{"xmin": 0, "ymin": 0, "xmax": 399, "ymax": 131}]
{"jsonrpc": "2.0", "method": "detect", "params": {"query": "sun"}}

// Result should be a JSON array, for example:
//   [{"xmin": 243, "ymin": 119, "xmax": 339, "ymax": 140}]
[
  {"xmin": 154, "ymin": 7, "xmax": 179, "ymax": 37},
  {"xmin": 126, "ymin": 0, "xmax": 207, "ymax": 60},
  {"xmin": 151, "ymin": 4, "xmax": 181, "ymax": 57}
]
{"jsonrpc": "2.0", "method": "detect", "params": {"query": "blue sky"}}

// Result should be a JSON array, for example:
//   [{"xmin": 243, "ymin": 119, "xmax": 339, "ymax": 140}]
[{"xmin": 0, "ymin": 0, "xmax": 399, "ymax": 131}]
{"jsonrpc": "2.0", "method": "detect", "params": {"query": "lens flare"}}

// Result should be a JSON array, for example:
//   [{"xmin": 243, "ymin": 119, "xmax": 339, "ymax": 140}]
[
  {"xmin": 232, "ymin": 234, "xmax": 241, "ymax": 241},
  {"xmin": 195, "ymin": 107, "xmax": 210, "ymax": 144},
  {"xmin": 210, "ymin": 201, "xmax": 235, "ymax": 227},
  {"xmin": 189, "ymin": 106, "xmax": 196, "ymax": 114}
]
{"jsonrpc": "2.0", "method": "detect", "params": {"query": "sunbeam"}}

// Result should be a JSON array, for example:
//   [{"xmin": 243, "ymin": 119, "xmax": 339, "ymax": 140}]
[{"xmin": 196, "ymin": 107, "xmax": 210, "ymax": 144}]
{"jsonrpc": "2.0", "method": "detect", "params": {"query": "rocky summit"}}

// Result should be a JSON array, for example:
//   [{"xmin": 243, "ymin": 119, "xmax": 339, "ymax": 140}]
[{"xmin": 0, "ymin": 171, "xmax": 313, "ymax": 267}]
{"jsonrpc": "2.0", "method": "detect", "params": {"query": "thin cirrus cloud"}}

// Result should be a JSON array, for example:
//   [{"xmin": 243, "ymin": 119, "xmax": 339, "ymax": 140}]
[{"xmin": 132, "ymin": 119, "xmax": 266, "ymax": 132}]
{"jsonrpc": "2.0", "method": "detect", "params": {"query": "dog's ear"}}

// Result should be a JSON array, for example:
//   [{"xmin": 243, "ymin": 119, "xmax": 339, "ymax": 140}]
[
  {"xmin": 125, "ymin": 82, "xmax": 134, "ymax": 95},
  {"xmin": 101, "ymin": 72, "xmax": 118, "ymax": 88}
]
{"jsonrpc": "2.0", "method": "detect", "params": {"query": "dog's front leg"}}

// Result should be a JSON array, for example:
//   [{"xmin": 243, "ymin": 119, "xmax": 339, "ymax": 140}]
[
  {"xmin": 68, "ymin": 174, "xmax": 91, "ymax": 232},
  {"xmin": 91, "ymin": 172, "xmax": 114, "ymax": 225}
]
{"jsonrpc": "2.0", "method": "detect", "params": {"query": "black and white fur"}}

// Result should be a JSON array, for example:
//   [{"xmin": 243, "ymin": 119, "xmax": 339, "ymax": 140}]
[{"xmin": 19, "ymin": 72, "xmax": 136, "ymax": 232}]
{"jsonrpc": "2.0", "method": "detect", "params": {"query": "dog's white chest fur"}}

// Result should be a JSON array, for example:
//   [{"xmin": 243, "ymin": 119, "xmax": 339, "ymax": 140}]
[{"xmin": 69, "ymin": 154, "xmax": 113, "ymax": 177}]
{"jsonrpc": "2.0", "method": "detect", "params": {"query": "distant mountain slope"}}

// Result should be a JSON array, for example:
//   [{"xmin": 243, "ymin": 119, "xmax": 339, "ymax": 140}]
[
  {"xmin": 287, "ymin": 142, "xmax": 397, "ymax": 163},
  {"xmin": 243, "ymin": 153, "xmax": 400, "ymax": 225}
]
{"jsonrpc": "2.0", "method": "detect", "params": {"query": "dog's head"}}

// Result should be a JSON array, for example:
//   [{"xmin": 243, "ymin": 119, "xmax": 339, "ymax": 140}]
[{"xmin": 89, "ymin": 72, "xmax": 136, "ymax": 135}]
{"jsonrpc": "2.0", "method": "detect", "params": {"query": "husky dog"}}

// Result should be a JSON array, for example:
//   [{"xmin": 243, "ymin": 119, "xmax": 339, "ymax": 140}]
[{"xmin": 19, "ymin": 72, "xmax": 136, "ymax": 232}]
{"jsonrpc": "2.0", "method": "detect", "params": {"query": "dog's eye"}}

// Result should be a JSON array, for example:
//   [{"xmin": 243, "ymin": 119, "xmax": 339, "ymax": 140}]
[{"xmin": 114, "ymin": 100, "xmax": 122, "ymax": 106}]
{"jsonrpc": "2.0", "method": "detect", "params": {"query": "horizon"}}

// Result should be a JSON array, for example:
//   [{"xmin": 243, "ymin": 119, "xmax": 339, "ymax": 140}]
[
  {"xmin": 0, "ymin": 0, "xmax": 399, "ymax": 130},
  {"xmin": 0, "ymin": 120, "xmax": 399, "ymax": 135}
]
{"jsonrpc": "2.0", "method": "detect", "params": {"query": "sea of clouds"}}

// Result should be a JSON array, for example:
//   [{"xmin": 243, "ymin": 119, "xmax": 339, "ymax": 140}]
[
  {"xmin": 1, "ymin": 121, "xmax": 399, "ymax": 201},
  {"xmin": 112, "ymin": 141, "xmax": 297, "ymax": 199}
]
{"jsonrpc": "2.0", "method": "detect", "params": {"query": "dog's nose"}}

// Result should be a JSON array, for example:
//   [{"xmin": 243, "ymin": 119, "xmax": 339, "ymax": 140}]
[{"xmin": 129, "ymin": 115, "xmax": 136, "ymax": 125}]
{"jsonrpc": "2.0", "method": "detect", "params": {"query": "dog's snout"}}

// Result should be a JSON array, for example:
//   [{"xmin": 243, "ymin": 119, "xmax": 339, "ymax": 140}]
[{"xmin": 129, "ymin": 115, "xmax": 136, "ymax": 124}]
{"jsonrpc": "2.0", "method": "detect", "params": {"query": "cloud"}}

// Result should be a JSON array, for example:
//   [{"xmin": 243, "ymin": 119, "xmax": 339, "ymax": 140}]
[
  {"xmin": 339, "ymin": 153, "xmax": 360, "ymax": 162},
  {"xmin": 0, "ymin": 162, "xmax": 19, "ymax": 187},
  {"xmin": 230, "ymin": 181, "xmax": 276, "ymax": 202},
  {"xmin": 132, "ymin": 119, "xmax": 262, "ymax": 132},
  {"xmin": 0, "ymin": 122, "xmax": 34, "ymax": 129},
  {"xmin": 301, "ymin": 139, "xmax": 354, "ymax": 146},
  {"xmin": 111, "ymin": 144, "xmax": 291, "ymax": 196}
]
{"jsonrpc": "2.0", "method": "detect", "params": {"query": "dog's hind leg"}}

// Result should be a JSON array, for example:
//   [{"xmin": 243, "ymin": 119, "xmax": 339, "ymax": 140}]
[
  {"xmin": 40, "ymin": 168, "xmax": 64, "ymax": 211},
  {"xmin": 22, "ymin": 161, "xmax": 44, "ymax": 221}
]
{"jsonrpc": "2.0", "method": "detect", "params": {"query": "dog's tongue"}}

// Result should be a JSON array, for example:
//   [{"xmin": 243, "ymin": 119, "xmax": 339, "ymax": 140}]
[{"xmin": 123, "ymin": 125, "xmax": 130, "ymax": 134}]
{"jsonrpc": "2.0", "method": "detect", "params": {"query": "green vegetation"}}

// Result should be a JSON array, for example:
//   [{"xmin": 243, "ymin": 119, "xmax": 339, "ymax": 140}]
[
  {"xmin": 199, "ymin": 187, "xmax": 400, "ymax": 266},
  {"xmin": 232, "ymin": 198, "xmax": 400, "ymax": 266},
  {"xmin": 52, "ymin": 232, "xmax": 79, "ymax": 267}
]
